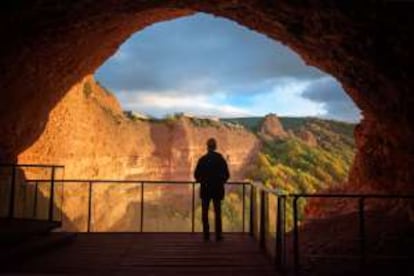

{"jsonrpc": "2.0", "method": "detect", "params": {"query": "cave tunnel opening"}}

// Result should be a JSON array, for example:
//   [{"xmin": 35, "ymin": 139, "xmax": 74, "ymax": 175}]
[
  {"xmin": 17, "ymin": 11, "xmax": 360, "ymax": 180},
  {"xmin": 0, "ymin": 2, "xmax": 414, "ymax": 274},
  {"xmin": 14, "ymin": 11, "xmax": 362, "ymax": 233},
  {"xmin": 0, "ymin": 0, "xmax": 412, "ymax": 229},
  {"xmin": 1, "ymin": 1, "xmax": 413, "ymax": 196},
  {"xmin": 26, "ymin": 10, "xmax": 364, "ymax": 227}
]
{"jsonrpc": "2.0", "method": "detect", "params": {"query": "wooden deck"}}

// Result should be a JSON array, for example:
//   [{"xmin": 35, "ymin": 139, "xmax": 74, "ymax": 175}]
[{"xmin": 7, "ymin": 233, "xmax": 279, "ymax": 275}]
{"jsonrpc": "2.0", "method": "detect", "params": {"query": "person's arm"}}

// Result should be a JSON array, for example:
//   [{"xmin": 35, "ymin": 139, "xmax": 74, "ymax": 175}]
[
  {"xmin": 194, "ymin": 158, "xmax": 203, "ymax": 183},
  {"xmin": 221, "ymin": 156, "xmax": 230, "ymax": 183}
]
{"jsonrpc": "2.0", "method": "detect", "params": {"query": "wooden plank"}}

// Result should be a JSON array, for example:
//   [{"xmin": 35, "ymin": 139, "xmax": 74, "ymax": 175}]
[{"xmin": 8, "ymin": 233, "xmax": 279, "ymax": 275}]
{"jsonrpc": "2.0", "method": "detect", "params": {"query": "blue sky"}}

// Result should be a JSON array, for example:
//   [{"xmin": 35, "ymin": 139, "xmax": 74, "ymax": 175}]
[{"xmin": 95, "ymin": 13, "xmax": 361, "ymax": 122}]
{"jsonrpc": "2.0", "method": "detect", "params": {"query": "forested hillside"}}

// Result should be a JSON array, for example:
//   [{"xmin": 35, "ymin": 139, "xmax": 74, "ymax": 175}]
[
  {"xmin": 223, "ymin": 115, "xmax": 356, "ymax": 228},
  {"xmin": 223, "ymin": 116, "xmax": 355, "ymax": 194}
]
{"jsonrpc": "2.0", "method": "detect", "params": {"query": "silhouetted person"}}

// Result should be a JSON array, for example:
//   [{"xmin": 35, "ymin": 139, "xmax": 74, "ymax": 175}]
[{"xmin": 194, "ymin": 138, "xmax": 230, "ymax": 241}]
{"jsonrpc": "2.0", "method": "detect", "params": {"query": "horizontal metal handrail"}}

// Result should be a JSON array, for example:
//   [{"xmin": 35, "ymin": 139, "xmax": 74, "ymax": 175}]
[
  {"xmin": 250, "ymin": 182, "xmax": 414, "ymax": 198},
  {"xmin": 0, "ymin": 163, "xmax": 64, "ymax": 168},
  {"xmin": 289, "ymin": 193, "xmax": 414, "ymax": 199},
  {"xmin": 26, "ymin": 179, "xmax": 251, "ymax": 185},
  {"xmin": 26, "ymin": 178, "xmax": 414, "ymax": 199},
  {"xmin": 250, "ymin": 181, "xmax": 286, "ymax": 196}
]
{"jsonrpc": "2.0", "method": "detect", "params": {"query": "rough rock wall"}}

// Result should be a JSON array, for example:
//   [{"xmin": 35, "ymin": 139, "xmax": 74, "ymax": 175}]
[
  {"xmin": 351, "ymin": 116, "xmax": 413, "ymax": 192},
  {"xmin": 18, "ymin": 76, "xmax": 260, "ymax": 181}
]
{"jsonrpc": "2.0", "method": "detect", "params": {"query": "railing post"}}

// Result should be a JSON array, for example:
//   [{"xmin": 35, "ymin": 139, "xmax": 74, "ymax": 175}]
[
  {"xmin": 358, "ymin": 197, "xmax": 366, "ymax": 269},
  {"xmin": 48, "ymin": 166, "xmax": 56, "ymax": 221},
  {"xmin": 293, "ymin": 196, "xmax": 300, "ymax": 275},
  {"xmin": 242, "ymin": 183, "xmax": 246, "ymax": 233},
  {"xmin": 87, "ymin": 181, "xmax": 93, "ymax": 232},
  {"xmin": 60, "ymin": 177, "xmax": 65, "ymax": 223},
  {"xmin": 276, "ymin": 195, "xmax": 285, "ymax": 269},
  {"xmin": 140, "ymin": 182, "xmax": 144, "ymax": 232},
  {"xmin": 259, "ymin": 190, "xmax": 266, "ymax": 249},
  {"xmin": 282, "ymin": 195, "xmax": 287, "ymax": 267},
  {"xmin": 249, "ymin": 185, "xmax": 254, "ymax": 236},
  {"xmin": 33, "ymin": 181, "xmax": 38, "ymax": 218},
  {"xmin": 191, "ymin": 182, "xmax": 195, "ymax": 233},
  {"xmin": 8, "ymin": 165, "xmax": 17, "ymax": 218}
]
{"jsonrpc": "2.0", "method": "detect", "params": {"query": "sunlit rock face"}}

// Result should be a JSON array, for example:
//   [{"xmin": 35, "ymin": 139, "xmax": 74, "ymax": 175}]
[
  {"xmin": 17, "ymin": 75, "xmax": 152, "ymax": 179},
  {"xmin": 18, "ymin": 76, "xmax": 260, "ymax": 181},
  {"xmin": 258, "ymin": 114, "xmax": 288, "ymax": 141},
  {"xmin": 1, "ymin": 1, "xmax": 414, "ymax": 194},
  {"xmin": 17, "ymin": 76, "xmax": 260, "ymax": 231},
  {"xmin": 147, "ymin": 118, "xmax": 260, "ymax": 181}
]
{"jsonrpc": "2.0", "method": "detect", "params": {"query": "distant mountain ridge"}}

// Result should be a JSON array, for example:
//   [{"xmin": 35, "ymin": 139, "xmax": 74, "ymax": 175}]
[
  {"xmin": 222, "ymin": 115, "xmax": 355, "ymax": 150},
  {"xmin": 221, "ymin": 116, "xmax": 355, "ymax": 136}
]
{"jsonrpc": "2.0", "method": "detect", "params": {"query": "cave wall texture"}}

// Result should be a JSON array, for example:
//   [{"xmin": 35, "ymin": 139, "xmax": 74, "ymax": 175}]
[{"xmin": 0, "ymin": 1, "xmax": 413, "ymax": 193}]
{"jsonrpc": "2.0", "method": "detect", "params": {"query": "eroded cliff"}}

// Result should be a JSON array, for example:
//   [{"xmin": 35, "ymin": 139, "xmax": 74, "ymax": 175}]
[
  {"xmin": 17, "ymin": 76, "xmax": 260, "ymax": 231},
  {"xmin": 18, "ymin": 75, "xmax": 260, "ymax": 181}
]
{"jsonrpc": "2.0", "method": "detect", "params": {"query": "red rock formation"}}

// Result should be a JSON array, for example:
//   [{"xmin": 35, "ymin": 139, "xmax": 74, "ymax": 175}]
[
  {"xmin": 18, "ymin": 76, "xmax": 260, "ymax": 181},
  {"xmin": 258, "ymin": 113, "xmax": 288, "ymax": 141},
  {"xmin": 296, "ymin": 129, "xmax": 318, "ymax": 147},
  {"xmin": 16, "ymin": 76, "xmax": 260, "ymax": 231},
  {"xmin": 0, "ymin": 1, "xmax": 413, "ymax": 194}
]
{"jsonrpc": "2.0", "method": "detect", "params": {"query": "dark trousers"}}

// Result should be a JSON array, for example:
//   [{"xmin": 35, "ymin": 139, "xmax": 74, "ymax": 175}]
[{"xmin": 201, "ymin": 198, "xmax": 222, "ymax": 238}]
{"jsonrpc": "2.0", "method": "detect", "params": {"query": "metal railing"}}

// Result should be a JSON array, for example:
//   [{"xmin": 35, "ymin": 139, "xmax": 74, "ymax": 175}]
[
  {"xmin": 6, "ymin": 173, "xmax": 283, "ymax": 269},
  {"xmin": 1, "ymin": 163, "xmax": 413, "ymax": 274},
  {"xmin": 0, "ymin": 163, "xmax": 64, "ymax": 221},
  {"xmin": 249, "ymin": 182, "xmax": 287, "ymax": 270},
  {"xmin": 246, "ymin": 184, "xmax": 414, "ymax": 273},
  {"xmin": 25, "ymin": 178, "xmax": 287, "ymax": 270},
  {"xmin": 290, "ymin": 193, "xmax": 414, "ymax": 275},
  {"xmin": 29, "ymin": 179, "xmax": 251, "ymax": 233}
]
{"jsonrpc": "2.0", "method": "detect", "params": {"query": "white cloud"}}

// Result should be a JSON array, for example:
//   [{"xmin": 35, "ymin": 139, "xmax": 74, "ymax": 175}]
[
  {"xmin": 95, "ymin": 13, "xmax": 360, "ymax": 122},
  {"xmin": 95, "ymin": 13, "xmax": 323, "ymax": 93},
  {"xmin": 117, "ymin": 90, "xmax": 252, "ymax": 118},
  {"xmin": 246, "ymin": 78, "xmax": 326, "ymax": 117},
  {"xmin": 115, "ymin": 78, "xmax": 326, "ymax": 119}
]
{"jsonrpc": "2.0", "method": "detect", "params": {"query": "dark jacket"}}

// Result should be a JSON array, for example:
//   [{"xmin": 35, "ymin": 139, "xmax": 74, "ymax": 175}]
[{"xmin": 194, "ymin": 151, "xmax": 230, "ymax": 200}]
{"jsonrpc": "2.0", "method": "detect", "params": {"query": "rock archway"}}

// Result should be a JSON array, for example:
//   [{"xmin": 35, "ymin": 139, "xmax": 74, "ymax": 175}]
[{"xmin": 0, "ymin": 1, "xmax": 413, "ymax": 193}]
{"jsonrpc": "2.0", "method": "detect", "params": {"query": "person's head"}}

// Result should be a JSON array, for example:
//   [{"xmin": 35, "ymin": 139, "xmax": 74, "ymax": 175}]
[{"xmin": 206, "ymin": 138, "xmax": 217, "ymax": 152}]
